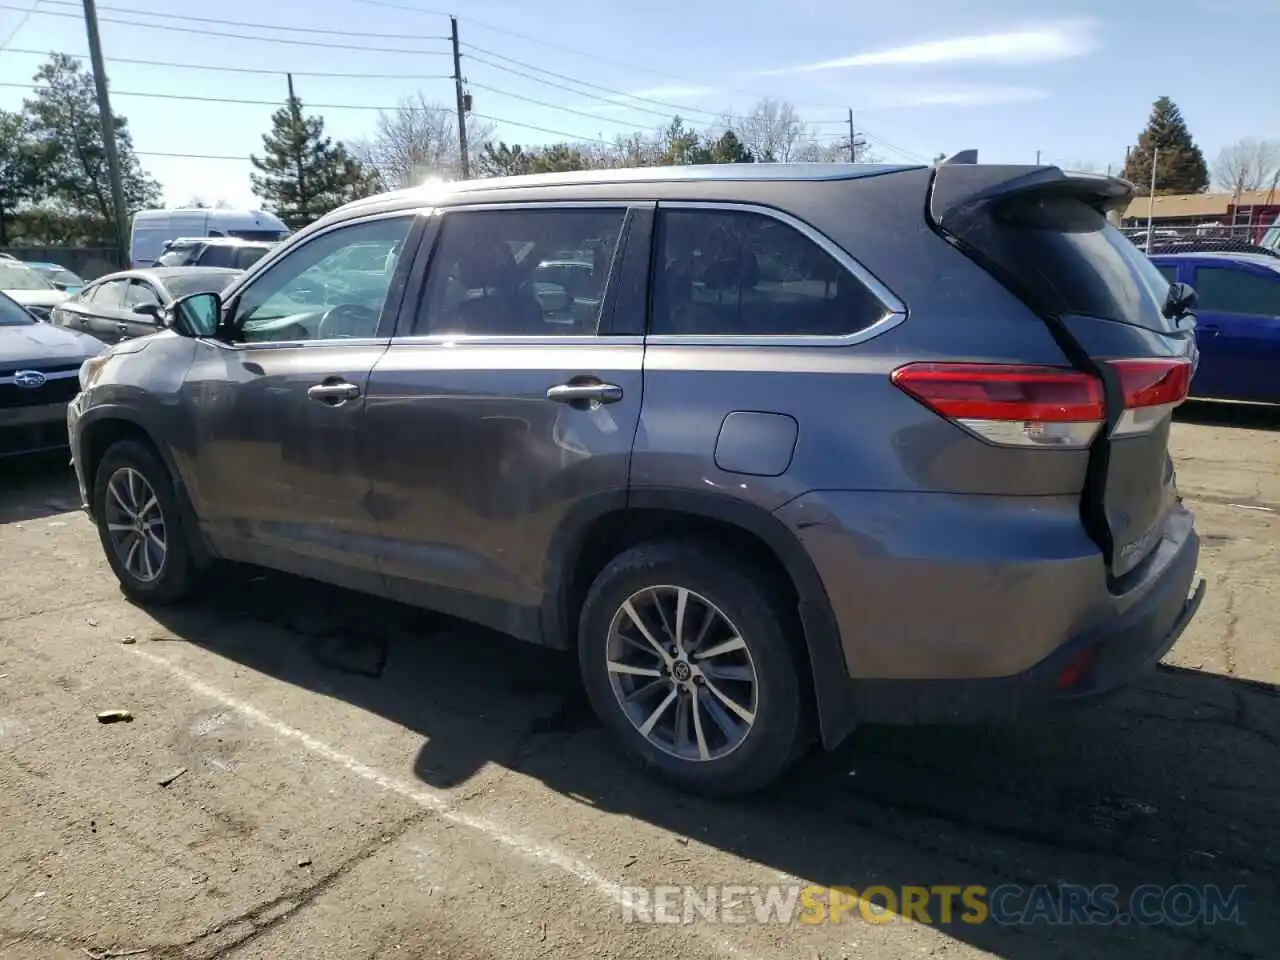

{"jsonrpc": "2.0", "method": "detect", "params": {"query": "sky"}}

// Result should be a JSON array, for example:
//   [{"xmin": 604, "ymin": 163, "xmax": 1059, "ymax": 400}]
[{"xmin": 0, "ymin": 0, "xmax": 1274, "ymax": 208}]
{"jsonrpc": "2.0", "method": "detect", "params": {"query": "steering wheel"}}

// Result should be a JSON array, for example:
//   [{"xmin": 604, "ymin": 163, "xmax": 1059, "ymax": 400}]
[{"xmin": 317, "ymin": 302, "xmax": 380, "ymax": 340}]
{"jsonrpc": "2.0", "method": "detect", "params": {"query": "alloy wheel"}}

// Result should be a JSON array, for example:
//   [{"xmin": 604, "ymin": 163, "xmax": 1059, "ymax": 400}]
[
  {"xmin": 605, "ymin": 585, "xmax": 759, "ymax": 762},
  {"xmin": 103, "ymin": 467, "xmax": 167, "ymax": 583}
]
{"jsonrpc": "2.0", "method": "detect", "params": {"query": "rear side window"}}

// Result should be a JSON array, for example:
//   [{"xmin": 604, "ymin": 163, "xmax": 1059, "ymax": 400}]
[
  {"xmin": 90, "ymin": 280, "xmax": 128, "ymax": 308},
  {"xmin": 1195, "ymin": 266, "xmax": 1280, "ymax": 316},
  {"xmin": 951, "ymin": 196, "xmax": 1175, "ymax": 332},
  {"xmin": 197, "ymin": 245, "xmax": 236, "ymax": 268},
  {"xmin": 236, "ymin": 247, "xmax": 269, "ymax": 269},
  {"xmin": 650, "ymin": 208, "xmax": 887, "ymax": 337}
]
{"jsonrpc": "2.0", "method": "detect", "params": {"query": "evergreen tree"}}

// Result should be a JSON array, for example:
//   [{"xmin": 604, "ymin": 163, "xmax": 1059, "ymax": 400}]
[
  {"xmin": 22, "ymin": 54, "xmax": 161, "ymax": 243},
  {"xmin": 251, "ymin": 95, "xmax": 378, "ymax": 229},
  {"xmin": 699, "ymin": 130, "xmax": 755, "ymax": 164},
  {"xmin": 1122, "ymin": 96, "xmax": 1209, "ymax": 195}
]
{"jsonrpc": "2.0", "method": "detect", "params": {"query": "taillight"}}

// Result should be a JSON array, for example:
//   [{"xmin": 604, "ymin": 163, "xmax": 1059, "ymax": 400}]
[
  {"xmin": 890, "ymin": 363, "xmax": 1105, "ymax": 448},
  {"xmin": 1109, "ymin": 357, "xmax": 1192, "ymax": 437},
  {"xmin": 892, "ymin": 357, "xmax": 1193, "ymax": 448}
]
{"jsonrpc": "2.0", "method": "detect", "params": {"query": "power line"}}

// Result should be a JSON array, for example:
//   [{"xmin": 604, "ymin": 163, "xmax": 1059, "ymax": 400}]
[
  {"xmin": 0, "ymin": 80, "xmax": 400, "ymax": 110},
  {"xmin": 466, "ymin": 80, "xmax": 656, "ymax": 132},
  {"xmin": 0, "ymin": 3, "xmax": 452, "ymax": 53},
  {"xmin": 0, "ymin": 0, "xmax": 40, "ymax": 51},
  {"xmin": 30, "ymin": 0, "xmax": 449, "ymax": 41},
  {"xmin": 5, "ymin": 46, "xmax": 451, "ymax": 80}
]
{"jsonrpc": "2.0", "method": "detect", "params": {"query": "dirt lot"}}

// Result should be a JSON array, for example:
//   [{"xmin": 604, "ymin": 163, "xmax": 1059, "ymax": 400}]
[{"xmin": 1, "ymin": 400, "xmax": 1277, "ymax": 960}]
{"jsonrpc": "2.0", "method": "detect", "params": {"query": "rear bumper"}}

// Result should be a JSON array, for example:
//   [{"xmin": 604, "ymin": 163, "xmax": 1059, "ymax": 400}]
[
  {"xmin": 775, "ymin": 490, "xmax": 1203, "ymax": 732},
  {"xmin": 848, "ymin": 538, "xmax": 1203, "ymax": 725}
]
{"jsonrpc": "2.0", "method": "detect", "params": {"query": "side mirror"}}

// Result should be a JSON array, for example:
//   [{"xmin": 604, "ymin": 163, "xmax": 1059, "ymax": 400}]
[
  {"xmin": 169, "ymin": 291, "xmax": 222, "ymax": 338},
  {"xmin": 1163, "ymin": 280, "xmax": 1197, "ymax": 319},
  {"xmin": 132, "ymin": 302, "xmax": 161, "ymax": 319}
]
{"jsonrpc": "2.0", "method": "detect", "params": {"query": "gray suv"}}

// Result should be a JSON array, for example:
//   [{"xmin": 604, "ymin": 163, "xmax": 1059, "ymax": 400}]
[{"xmin": 67, "ymin": 163, "xmax": 1206, "ymax": 796}]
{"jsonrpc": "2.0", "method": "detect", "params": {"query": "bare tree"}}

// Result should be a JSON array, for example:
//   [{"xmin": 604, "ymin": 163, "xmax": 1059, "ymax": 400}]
[
  {"xmin": 1212, "ymin": 138, "xmax": 1280, "ymax": 195},
  {"xmin": 353, "ymin": 93, "xmax": 495, "ymax": 189},
  {"xmin": 735, "ymin": 99, "xmax": 808, "ymax": 163}
]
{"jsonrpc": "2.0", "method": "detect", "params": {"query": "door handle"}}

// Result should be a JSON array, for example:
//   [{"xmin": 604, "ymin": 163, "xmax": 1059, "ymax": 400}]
[
  {"xmin": 546, "ymin": 381, "xmax": 623, "ymax": 405},
  {"xmin": 307, "ymin": 381, "xmax": 361, "ymax": 405},
  {"xmin": 117, "ymin": 322, "xmax": 128, "ymax": 333}
]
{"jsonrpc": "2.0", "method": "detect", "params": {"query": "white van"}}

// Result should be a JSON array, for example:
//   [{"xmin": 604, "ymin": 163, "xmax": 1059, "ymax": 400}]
[{"xmin": 129, "ymin": 208, "xmax": 290, "ymax": 267}]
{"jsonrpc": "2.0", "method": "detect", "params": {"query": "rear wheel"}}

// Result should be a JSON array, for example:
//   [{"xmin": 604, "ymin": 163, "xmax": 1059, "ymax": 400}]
[
  {"xmin": 93, "ymin": 439, "xmax": 197, "ymax": 605},
  {"xmin": 578, "ymin": 541, "xmax": 810, "ymax": 797}
]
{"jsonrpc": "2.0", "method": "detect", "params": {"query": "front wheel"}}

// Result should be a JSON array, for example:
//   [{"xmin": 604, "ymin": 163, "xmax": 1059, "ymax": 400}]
[
  {"xmin": 578, "ymin": 541, "xmax": 811, "ymax": 797},
  {"xmin": 93, "ymin": 439, "xmax": 197, "ymax": 605}
]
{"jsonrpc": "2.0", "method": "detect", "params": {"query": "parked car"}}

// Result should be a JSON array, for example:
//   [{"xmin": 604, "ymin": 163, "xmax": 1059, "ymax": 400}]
[
  {"xmin": 68, "ymin": 162, "xmax": 1204, "ymax": 796},
  {"xmin": 1, "ymin": 289, "xmax": 104, "ymax": 458},
  {"xmin": 130, "ymin": 207, "xmax": 289, "ymax": 266},
  {"xmin": 1149, "ymin": 251, "xmax": 1280, "ymax": 403},
  {"xmin": 50, "ymin": 267, "xmax": 241, "ymax": 345},
  {"xmin": 0, "ymin": 259, "xmax": 69, "ymax": 322},
  {"xmin": 154, "ymin": 236, "xmax": 277, "ymax": 270},
  {"xmin": 25, "ymin": 261, "xmax": 86, "ymax": 293}
]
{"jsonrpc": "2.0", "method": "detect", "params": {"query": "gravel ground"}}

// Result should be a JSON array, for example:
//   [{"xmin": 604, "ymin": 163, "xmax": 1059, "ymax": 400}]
[{"xmin": 1, "ymin": 399, "xmax": 1277, "ymax": 960}]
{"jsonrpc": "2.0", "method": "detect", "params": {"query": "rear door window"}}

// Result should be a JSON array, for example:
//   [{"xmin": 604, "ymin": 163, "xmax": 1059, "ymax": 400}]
[
  {"xmin": 197, "ymin": 245, "xmax": 236, "ymax": 268},
  {"xmin": 649, "ymin": 207, "xmax": 888, "ymax": 336},
  {"xmin": 952, "ymin": 196, "xmax": 1176, "ymax": 332},
  {"xmin": 1194, "ymin": 266, "xmax": 1280, "ymax": 317}
]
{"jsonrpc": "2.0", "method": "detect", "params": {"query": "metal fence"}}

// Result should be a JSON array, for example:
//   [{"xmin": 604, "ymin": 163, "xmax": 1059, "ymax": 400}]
[{"xmin": 1118, "ymin": 222, "xmax": 1280, "ymax": 258}]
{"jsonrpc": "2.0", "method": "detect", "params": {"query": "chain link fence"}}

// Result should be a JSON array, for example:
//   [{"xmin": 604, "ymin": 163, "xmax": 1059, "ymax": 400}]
[{"xmin": 1119, "ymin": 220, "xmax": 1280, "ymax": 258}]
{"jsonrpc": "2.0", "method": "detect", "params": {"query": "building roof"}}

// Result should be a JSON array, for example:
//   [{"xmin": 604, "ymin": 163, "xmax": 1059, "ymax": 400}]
[{"xmin": 1122, "ymin": 188, "xmax": 1280, "ymax": 222}]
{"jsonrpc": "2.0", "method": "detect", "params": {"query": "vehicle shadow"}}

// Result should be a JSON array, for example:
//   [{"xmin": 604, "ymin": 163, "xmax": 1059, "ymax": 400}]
[
  {"xmin": 1178, "ymin": 399, "xmax": 1280, "ymax": 432},
  {"xmin": 0, "ymin": 453, "xmax": 82, "ymax": 524},
  {"xmin": 143, "ymin": 569, "xmax": 1278, "ymax": 960}
]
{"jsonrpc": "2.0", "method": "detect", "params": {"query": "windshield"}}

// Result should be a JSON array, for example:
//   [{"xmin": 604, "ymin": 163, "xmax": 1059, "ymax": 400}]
[
  {"xmin": 0, "ymin": 291, "xmax": 34, "ymax": 324},
  {"xmin": 164, "ymin": 273, "xmax": 239, "ymax": 299},
  {"xmin": 0, "ymin": 262, "xmax": 56, "ymax": 291},
  {"xmin": 32, "ymin": 265, "xmax": 82, "ymax": 285},
  {"xmin": 157, "ymin": 245, "xmax": 198, "ymax": 267}
]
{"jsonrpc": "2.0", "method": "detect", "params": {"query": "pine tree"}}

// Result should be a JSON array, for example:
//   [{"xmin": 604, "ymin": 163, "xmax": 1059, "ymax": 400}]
[
  {"xmin": 1122, "ymin": 96, "xmax": 1209, "ymax": 195},
  {"xmin": 251, "ymin": 95, "xmax": 379, "ymax": 229}
]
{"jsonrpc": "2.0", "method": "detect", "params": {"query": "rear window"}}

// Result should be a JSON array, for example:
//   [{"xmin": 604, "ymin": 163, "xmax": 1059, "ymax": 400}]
[
  {"xmin": 953, "ymin": 196, "xmax": 1176, "ymax": 332},
  {"xmin": 165, "ymin": 273, "xmax": 238, "ymax": 299}
]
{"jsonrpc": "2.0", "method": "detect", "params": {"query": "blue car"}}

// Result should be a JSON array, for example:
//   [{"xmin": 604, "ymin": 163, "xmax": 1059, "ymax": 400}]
[
  {"xmin": 1149, "ymin": 251, "xmax": 1280, "ymax": 403},
  {"xmin": 24, "ymin": 261, "xmax": 85, "ymax": 294}
]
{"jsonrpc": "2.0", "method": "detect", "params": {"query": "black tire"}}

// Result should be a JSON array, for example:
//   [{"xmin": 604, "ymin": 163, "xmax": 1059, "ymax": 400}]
[
  {"xmin": 577, "ymin": 540, "xmax": 811, "ymax": 797},
  {"xmin": 92, "ymin": 439, "xmax": 198, "ymax": 605}
]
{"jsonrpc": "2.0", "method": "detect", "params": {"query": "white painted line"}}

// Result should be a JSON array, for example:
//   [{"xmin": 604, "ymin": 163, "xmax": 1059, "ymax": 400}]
[
  {"xmin": 127, "ymin": 646, "xmax": 754, "ymax": 959},
  {"xmin": 1229, "ymin": 503, "xmax": 1275, "ymax": 513}
]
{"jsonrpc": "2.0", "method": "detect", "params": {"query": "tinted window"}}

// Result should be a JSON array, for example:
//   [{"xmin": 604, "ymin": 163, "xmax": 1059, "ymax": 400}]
[
  {"xmin": 165, "ymin": 273, "xmax": 238, "ymax": 299},
  {"xmin": 951, "ymin": 196, "xmax": 1175, "ymax": 332},
  {"xmin": 157, "ymin": 244, "xmax": 199, "ymax": 267},
  {"xmin": 416, "ymin": 208, "xmax": 626, "ymax": 336},
  {"xmin": 90, "ymin": 280, "xmax": 129, "ymax": 308},
  {"xmin": 197, "ymin": 245, "xmax": 236, "ymax": 268},
  {"xmin": 234, "ymin": 216, "xmax": 413, "ymax": 343},
  {"xmin": 1154, "ymin": 264, "xmax": 1178, "ymax": 283},
  {"xmin": 235, "ymin": 247, "xmax": 270, "ymax": 269},
  {"xmin": 650, "ymin": 208, "xmax": 887, "ymax": 336},
  {"xmin": 1195, "ymin": 266, "xmax": 1280, "ymax": 316}
]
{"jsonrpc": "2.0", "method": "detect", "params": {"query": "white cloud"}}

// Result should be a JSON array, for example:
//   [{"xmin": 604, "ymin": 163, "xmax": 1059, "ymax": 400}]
[
  {"xmin": 755, "ymin": 21, "xmax": 1099, "ymax": 76},
  {"xmin": 869, "ymin": 85, "xmax": 1051, "ymax": 108}
]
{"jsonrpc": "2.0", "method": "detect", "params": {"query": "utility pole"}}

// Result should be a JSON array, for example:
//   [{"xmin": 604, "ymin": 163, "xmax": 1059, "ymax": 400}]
[
  {"xmin": 1035, "ymin": 150, "xmax": 1041, "ymax": 165},
  {"xmin": 847, "ymin": 109, "xmax": 856, "ymax": 162},
  {"xmin": 81, "ymin": 0, "xmax": 129, "ymax": 267},
  {"xmin": 450, "ymin": 16, "xmax": 470, "ymax": 179},
  {"xmin": 1145, "ymin": 146, "xmax": 1159, "ymax": 251}
]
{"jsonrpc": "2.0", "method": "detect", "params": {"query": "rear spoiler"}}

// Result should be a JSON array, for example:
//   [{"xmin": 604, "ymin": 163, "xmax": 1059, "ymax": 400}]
[{"xmin": 930, "ymin": 165, "xmax": 1136, "ymax": 230}]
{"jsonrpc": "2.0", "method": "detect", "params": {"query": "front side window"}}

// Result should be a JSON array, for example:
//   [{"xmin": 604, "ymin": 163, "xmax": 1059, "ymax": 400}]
[
  {"xmin": 1154, "ymin": 264, "xmax": 1178, "ymax": 284},
  {"xmin": 196, "ymin": 245, "xmax": 236, "ymax": 268},
  {"xmin": 235, "ymin": 247, "xmax": 270, "ymax": 270},
  {"xmin": 125, "ymin": 280, "xmax": 161, "ymax": 309},
  {"xmin": 232, "ymin": 216, "xmax": 413, "ymax": 343},
  {"xmin": 91, "ymin": 280, "xmax": 129, "ymax": 309},
  {"xmin": 650, "ymin": 208, "xmax": 888, "ymax": 336},
  {"xmin": 1195, "ymin": 266, "xmax": 1280, "ymax": 317},
  {"xmin": 415, "ymin": 207, "xmax": 627, "ymax": 336}
]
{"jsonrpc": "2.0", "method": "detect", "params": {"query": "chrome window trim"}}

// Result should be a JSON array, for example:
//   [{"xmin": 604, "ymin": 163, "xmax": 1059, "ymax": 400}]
[
  {"xmin": 646, "ymin": 200, "xmax": 907, "ymax": 348},
  {"xmin": 204, "ymin": 207, "xmax": 431, "ymax": 353}
]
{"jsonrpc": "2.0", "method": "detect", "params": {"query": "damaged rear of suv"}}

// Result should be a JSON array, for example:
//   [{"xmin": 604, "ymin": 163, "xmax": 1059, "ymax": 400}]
[{"xmin": 70, "ymin": 160, "xmax": 1204, "ymax": 797}]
